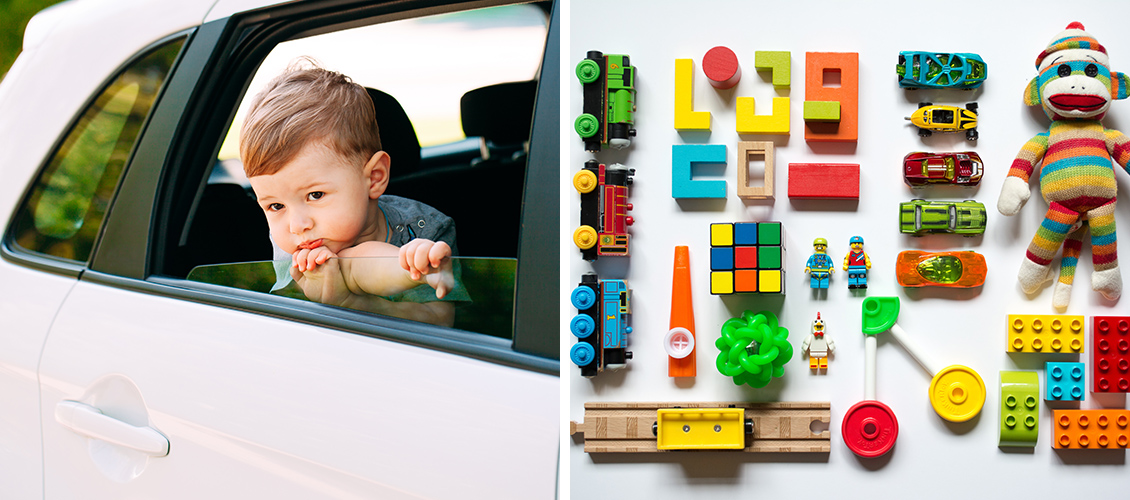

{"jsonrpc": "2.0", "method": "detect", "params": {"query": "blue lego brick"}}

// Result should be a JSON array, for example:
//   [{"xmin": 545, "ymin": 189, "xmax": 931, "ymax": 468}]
[
  {"xmin": 734, "ymin": 222, "xmax": 759, "ymax": 245},
  {"xmin": 711, "ymin": 247, "xmax": 734, "ymax": 271},
  {"xmin": 672, "ymin": 144, "xmax": 727, "ymax": 199},
  {"xmin": 1046, "ymin": 361, "xmax": 1085, "ymax": 401}
]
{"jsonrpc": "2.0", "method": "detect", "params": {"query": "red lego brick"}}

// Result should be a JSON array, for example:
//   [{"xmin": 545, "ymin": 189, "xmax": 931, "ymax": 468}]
[
  {"xmin": 1094, "ymin": 316, "xmax": 1130, "ymax": 393},
  {"xmin": 787, "ymin": 163, "xmax": 860, "ymax": 200}
]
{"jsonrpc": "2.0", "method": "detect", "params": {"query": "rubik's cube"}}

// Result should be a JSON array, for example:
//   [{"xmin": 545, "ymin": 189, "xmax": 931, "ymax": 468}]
[{"xmin": 709, "ymin": 222, "xmax": 785, "ymax": 295}]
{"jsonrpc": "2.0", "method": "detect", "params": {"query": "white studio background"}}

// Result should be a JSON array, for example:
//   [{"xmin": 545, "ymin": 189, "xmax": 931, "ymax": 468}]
[{"xmin": 563, "ymin": 1, "xmax": 1130, "ymax": 498}]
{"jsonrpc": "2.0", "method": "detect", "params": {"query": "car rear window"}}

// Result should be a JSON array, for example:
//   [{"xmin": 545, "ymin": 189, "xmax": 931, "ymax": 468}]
[{"xmin": 9, "ymin": 37, "xmax": 184, "ymax": 263}]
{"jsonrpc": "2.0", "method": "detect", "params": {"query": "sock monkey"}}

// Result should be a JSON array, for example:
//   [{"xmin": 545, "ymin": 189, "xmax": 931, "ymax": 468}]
[{"xmin": 997, "ymin": 22, "xmax": 1130, "ymax": 309}]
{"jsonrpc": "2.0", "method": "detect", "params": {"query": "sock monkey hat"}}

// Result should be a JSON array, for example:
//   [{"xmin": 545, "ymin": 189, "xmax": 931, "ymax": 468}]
[{"xmin": 1025, "ymin": 22, "xmax": 1130, "ymax": 120}]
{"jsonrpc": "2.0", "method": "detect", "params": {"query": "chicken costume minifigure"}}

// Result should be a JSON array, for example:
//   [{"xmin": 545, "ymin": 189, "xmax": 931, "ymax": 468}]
[{"xmin": 801, "ymin": 313, "xmax": 834, "ymax": 371}]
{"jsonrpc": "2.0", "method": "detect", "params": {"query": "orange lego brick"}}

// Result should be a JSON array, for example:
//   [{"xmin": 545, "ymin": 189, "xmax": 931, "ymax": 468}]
[{"xmin": 1052, "ymin": 409, "xmax": 1130, "ymax": 449}]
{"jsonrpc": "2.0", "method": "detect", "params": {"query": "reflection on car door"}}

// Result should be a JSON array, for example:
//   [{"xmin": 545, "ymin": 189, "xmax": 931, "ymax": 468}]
[{"xmin": 38, "ymin": 280, "xmax": 557, "ymax": 498}]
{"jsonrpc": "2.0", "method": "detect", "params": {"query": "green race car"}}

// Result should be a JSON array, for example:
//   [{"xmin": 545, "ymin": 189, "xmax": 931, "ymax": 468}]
[{"xmin": 899, "ymin": 199, "xmax": 986, "ymax": 236}]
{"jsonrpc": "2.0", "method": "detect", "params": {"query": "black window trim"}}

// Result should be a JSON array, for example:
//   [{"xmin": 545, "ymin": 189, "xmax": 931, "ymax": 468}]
[
  {"xmin": 82, "ymin": 0, "xmax": 559, "ymax": 373},
  {"xmin": 0, "ymin": 29, "xmax": 197, "ymax": 279}
]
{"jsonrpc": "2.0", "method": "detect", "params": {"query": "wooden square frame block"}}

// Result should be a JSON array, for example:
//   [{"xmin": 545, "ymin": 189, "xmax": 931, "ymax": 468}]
[{"xmin": 737, "ymin": 141, "xmax": 774, "ymax": 200}]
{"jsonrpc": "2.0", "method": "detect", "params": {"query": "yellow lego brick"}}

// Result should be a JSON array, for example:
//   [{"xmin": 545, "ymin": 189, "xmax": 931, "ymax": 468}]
[
  {"xmin": 758, "ymin": 270, "xmax": 782, "ymax": 293},
  {"xmin": 656, "ymin": 408, "xmax": 746, "ymax": 450},
  {"xmin": 803, "ymin": 101, "xmax": 840, "ymax": 122},
  {"xmin": 711, "ymin": 272, "xmax": 734, "ymax": 295},
  {"xmin": 711, "ymin": 223, "xmax": 733, "ymax": 246},
  {"xmin": 1007, "ymin": 314, "xmax": 1085, "ymax": 353},
  {"xmin": 675, "ymin": 59, "xmax": 711, "ymax": 130},
  {"xmin": 736, "ymin": 96, "xmax": 789, "ymax": 135}
]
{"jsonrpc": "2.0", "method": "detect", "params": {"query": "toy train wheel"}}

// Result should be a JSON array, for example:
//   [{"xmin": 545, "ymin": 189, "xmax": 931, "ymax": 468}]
[
  {"xmin": 570, "ymin": 314, "xmax": 595, "ymax": 339},
  {"xmin": 842, "ymin": 400, "xmax": 898, "ymax": 458},
  {"xmin": 570, "ymin": 284, "xmax": 596, "ymax": 309},
  {"xmin": 575, "ymin": 114, "xmax": 599, "ymax": 138},
  {"xmin": 573, "ymin": 226, "xmax": 597, "ymax": 250},
  {"xmin": 576, "ymin": 59, "xmax": 600, "ymax": 84},
  {"xmin": 573, "ymin": 169, "xmax": 597, "ymax": 193},
  {"xmin": 570, "ymin": 343, "xmax": 596, "ymax": 367}
]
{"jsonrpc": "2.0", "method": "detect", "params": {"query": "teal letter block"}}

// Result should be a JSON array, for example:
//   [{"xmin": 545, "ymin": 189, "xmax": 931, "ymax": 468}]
[{"xmin": 672, "ymin": 144, "xmax": 727, "ymax": 199}]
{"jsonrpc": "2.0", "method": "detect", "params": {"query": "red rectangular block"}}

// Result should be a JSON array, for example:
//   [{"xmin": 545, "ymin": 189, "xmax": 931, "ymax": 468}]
[
  {"xmin": 787, "ymin": 163, "xmax": 860, "ymax": 199},
  {"xmin": 1094, "ymin": 316, "xmax": 1130, "ymax": 393}
]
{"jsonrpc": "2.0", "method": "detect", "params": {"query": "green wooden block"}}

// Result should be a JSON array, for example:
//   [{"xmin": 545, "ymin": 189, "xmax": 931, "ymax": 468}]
[
  {"xmin": 804, "ymin": 101, "xmax": 840, "ymax": 122},
  {"xmin": 754, "ymin": 51, "xmax": 790, "ymax": 87}
]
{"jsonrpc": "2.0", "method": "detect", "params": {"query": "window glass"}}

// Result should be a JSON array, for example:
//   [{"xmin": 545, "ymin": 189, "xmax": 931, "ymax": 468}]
[
  {"xmin": 11, "ymin": 38, "xmax": 184, "ymax": 262},
  {"xmin": 188, "ymin": 257, "xmax": 516, "ymax": 338}
]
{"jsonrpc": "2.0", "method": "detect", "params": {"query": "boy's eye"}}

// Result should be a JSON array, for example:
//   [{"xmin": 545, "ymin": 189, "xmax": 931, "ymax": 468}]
[
  {"xmin": 267, "ymin": 203, "xmax": 284, "ymax": 212},
  {"xmin": 307, "ymin": 191, "xmax": 325, "ymax": 201}
]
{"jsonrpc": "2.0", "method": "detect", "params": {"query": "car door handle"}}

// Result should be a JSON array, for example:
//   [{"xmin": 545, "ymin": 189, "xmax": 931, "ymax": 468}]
[{"xmin": 54, "ymin": 400, "xmax": 170, "ymax": 457}]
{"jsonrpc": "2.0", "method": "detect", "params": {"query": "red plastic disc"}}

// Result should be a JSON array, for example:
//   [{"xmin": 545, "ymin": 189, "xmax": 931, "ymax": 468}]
[
  {"xmin": 842, "ymin": 400, "xmax": 899, "ymax": 458},
  {"xmin": 703, "ymin": 46, "xmax": 741, "ymax": 89}
]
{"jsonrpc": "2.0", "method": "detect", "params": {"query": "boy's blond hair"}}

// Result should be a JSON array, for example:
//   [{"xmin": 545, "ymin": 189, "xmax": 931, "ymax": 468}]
[{"xmin": 240, "ymin": 62, "xmax": 381, "ymax": 177}]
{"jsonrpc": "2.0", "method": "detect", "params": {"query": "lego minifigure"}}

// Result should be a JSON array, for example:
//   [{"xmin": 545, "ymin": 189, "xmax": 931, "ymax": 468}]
[
  {"xmin": 843, "ymin": 235, "xmax": 871, "ymax": 289},
  {"xmin": 801, "ymin": 312, "xmax": 835, "ymax": 371},
  {"xmin": 804, "ymin": 237, "xmax": 834, "ymax": 288}
]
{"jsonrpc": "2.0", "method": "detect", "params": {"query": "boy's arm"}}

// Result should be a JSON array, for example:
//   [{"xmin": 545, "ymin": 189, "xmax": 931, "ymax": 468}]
[
  {"xmin": 339, "ymin": 295, "xmax": 455, "ymax": 327},
  {"xmin": 338, "ymin": 240, "xmax": 450, "ymax": 297}
]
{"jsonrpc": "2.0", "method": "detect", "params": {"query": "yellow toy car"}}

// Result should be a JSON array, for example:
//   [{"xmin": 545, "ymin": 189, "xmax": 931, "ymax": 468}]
[{"xmin": 906, "ymin": 102, "xmax": 978, "ymax": 141}]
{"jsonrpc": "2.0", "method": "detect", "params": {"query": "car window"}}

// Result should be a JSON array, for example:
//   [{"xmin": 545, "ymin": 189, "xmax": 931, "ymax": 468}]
[
  {"xmin": 168, "ymin": 5, "xmax": 549, "ymax": 339},
  {"xmin": 949, "ymin": 205, "xmax": 957, "ymax": 230},
  {"xmin": 8, "ymin": 38, "xmax": 184, "ymax": 263}
]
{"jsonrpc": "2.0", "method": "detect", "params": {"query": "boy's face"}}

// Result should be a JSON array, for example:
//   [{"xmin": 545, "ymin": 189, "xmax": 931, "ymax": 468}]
[{"xmin": 249, "ymin": 142, "xmax": 386, "ymax": 255}]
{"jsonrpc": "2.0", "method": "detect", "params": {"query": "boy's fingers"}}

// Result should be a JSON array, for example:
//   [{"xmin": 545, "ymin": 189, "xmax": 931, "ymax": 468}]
[
  {"xmin": 413, "ymin": 244, "xmax": 431, "ymax": 276},
  {"xmin": 429, "ymin": 241, "xmax": 451, "ymax": 268}
]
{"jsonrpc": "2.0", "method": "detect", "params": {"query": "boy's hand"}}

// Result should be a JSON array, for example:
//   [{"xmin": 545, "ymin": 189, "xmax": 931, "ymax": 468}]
[
  {"xmin": 399, "ymin": 239, "xmax": 454, "ymax": 299},
  {"xmin": 291, "ymin": 246, "xmax": 351, "ymax": 306}
]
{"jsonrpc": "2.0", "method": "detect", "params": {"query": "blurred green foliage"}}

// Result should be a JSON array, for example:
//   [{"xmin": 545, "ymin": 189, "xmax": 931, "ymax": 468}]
[{"xmin": 0, "ymin": 0, "xmax": 67, "ymax": 80}]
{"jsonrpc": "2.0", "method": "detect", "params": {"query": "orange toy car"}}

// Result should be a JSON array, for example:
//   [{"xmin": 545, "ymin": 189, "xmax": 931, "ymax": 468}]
[{"xmin": 896, "ymin": 250, "xmax": 987, "ymax": 288}]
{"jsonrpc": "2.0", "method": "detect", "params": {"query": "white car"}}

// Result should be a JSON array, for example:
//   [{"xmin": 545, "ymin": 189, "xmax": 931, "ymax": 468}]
[{"xmin": 0, "ymin": 0, "xmax": 561, "ymax": 498}]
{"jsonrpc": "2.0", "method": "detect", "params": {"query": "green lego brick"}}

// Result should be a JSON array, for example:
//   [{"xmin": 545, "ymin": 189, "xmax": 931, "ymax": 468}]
[
  {"xmin": 803, "ymin": 101, "xmax": 840, "ymax": 122},
  {"xmin": 754, "ymin": 51, "xmax": 791, "ymax": 87},
  {"xmin": 757, "ymin": 222, "xmax": 782, "ymax": 246},
  {"xmin": 999, "ymin": 371, "xmax": 1039, "ymax": 447},
  {"xmin": 758, "ymin": 246, "xmax": 782, "ymax": 269}
]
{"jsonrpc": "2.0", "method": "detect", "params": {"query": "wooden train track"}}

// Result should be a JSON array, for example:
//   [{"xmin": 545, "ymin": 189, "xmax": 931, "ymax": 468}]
[{"xmin": 570, "ymin": 401, "xmax": 831, "ymax": 453}]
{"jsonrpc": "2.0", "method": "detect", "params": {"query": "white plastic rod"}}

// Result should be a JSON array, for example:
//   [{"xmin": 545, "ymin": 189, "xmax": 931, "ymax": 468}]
[
  {"xmin": 887, "ymin": 323, "xmax": 942, "ymax": 377},
  {"xmin": 864, "ymin": 335, "xmax": 877, "ymax": 400},
  {"xmin": 55, "ymin": 400, "xmax": 170, "ymax": 457}
]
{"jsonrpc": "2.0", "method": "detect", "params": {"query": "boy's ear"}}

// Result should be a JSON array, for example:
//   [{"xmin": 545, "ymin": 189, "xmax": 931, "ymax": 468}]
[{"xmin": 364, "ymin": 151, "xmax": 391, "ymax": 199}]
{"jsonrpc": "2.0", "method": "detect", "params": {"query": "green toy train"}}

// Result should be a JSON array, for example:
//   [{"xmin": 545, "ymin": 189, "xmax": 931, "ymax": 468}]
[{"xmin": 575, "ymin": 51, "xmax": 636, "ymax": 152}]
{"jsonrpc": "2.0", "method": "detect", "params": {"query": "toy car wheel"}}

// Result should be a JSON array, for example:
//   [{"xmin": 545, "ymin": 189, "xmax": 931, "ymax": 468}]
[
  {"xmin": 966, "ymin": 102, "xmax": 978, "ymax": 113},
  {"xmin": 573, "ymin": 225, "xmax": 597, "ymax": 250},
  {"xmin": 966, "ymin": 129, "xmax": 978, "ymax": 141},
  {"xmin": 918, "ymin": 128, "xmax": 932, "ymax": 138},
  {"xmin": 918, "ymin": 102, "xmax": 932, "ymax": 108},
  {"xmin": 576, "ymin": 59, "xmax": 600, "ymax": 84},
  {"xmin": 573, "ymin": 169, "xmax": 597, "ymax": 194},
  {"xmin": 898, "ymin": 54, "xmax": 905, "ymax": 65},
  {"xmin": 574, "ymin": 113, "xmax": 599, "ymax": 138}
]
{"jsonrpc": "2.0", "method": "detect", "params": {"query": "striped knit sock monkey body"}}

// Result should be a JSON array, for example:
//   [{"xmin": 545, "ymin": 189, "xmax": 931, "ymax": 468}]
[{"xmin": 998, "ymin": 23, "xmax": 1130, "ymax": 308}]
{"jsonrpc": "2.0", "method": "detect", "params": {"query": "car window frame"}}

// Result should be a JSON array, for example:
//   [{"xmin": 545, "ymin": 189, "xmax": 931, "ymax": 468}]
[{"xmin": 82, "ymin": 0, "xmax": 559, "ymax": 373}]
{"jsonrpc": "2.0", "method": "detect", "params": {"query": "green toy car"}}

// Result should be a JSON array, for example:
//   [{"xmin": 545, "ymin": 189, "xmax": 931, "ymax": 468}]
[{"xmin": 899, "ymin": 199, "xmax": 986, "ymax": 236}]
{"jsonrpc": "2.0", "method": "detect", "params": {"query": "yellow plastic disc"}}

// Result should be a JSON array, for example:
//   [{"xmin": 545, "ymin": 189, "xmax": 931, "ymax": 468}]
[
  {"xmin": 574, "ymin": 169, "xmax": 597, "ymax": 193},
  {"xmin": 928, "ymin": 365, "xmax": 985, "ymax": 422},
  {"xmin": 573, "ymin": 225, "xmax": 597, "ymax": 250}
]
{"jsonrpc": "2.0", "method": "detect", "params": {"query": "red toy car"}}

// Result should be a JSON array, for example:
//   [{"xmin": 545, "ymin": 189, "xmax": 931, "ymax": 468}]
[{"xmin": 903, "ymin": 152, "xmax": 983, "ymax": 187}]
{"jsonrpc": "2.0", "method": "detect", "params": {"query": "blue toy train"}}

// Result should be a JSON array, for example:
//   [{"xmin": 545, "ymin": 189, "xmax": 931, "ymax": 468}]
[{"xmin": 569, "ymin": 273, "xmax": 632, "ymax": 377}]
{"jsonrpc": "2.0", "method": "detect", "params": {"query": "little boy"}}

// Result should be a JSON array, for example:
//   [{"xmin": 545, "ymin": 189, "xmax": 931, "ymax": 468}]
[{"xmin": 240, "ymin": 64, "xmax": 456, "ymax": 326}]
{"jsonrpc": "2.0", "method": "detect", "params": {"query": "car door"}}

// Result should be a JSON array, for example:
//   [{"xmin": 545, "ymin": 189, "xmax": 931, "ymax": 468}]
[{"xmin": 31, "ymin": 1, "xmax": 560, "ymax": 498}]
